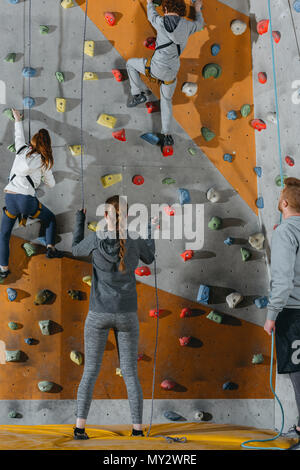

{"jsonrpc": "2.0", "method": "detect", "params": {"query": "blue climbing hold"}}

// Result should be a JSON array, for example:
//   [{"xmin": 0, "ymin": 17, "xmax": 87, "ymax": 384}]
[
  {"xmin": 256, "ymin": 197, "xmax": 264, "ymax": 209},
  {"xmin": 294, "ymin": 0, "xmax": 300, "ymax": 12},
  {"xmin": 223, "ymin": 153, "xmax": 233, "ymax": 163},
  {"xmin": 7, "ymin": 0, "xmax": 20, "ymax": 3},
  {"xmin": 23, "ymin": 97, "xmax": 35, "ymax": 108},
  {"xmin": 22, "ymin": 67, "xmax": 36, "ymax": 78},
  {"xmin": 140, "ymin": 133, "xmax": 160, "ymax": 145},
  {"xmin": 224, "ymin": 237, "xmax": 234, "ymax": 246},
  {"xmin": 25, "ymin": 338, "xmax": 35, "ymax": 345},
  {"xmin": 178, "ymin": 188, "xmax": 191, "ymax": 205},
  {"xmin": 223, "ymin": 381, "xmax": 238, "ymax": 391},
  {"xmin": 164, "ymin": 411, "xmax": 182, "ymax": 421},
  {"xmin": 197, "ymin": 284, "xmax": 210, "ymax": 304},
  {"xmin": 7, "ymin": 288, "xmax": 17, "ymax": 302},
  {"xmin": 227, "ymin": 110, "xmax": 237, "ymax": 120},
  {"xmin": 254, "ymin": 166, "xmax": 262, "ymax": 177},
  {"xmin": 211, "ymin": 43, "xmax": 220, "ymax": 56},
  {"xmin": 37, "ymin": 237, "xmax": 47, "ymax": 246},
  {"xmin": 254, "ymin": 296, "xmax": 269, "ymax": 309}
]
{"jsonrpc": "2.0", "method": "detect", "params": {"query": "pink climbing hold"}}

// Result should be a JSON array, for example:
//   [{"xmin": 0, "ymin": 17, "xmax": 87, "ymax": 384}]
[
  {"xmin": 257, "ymin": 20, "xmax": 269, "ymax": 35},
  {"xmin": 272, "ymin": 31, "xmax": 281, "ymax": 43},
  {"xmin": 180, "ymin": 250, "xmax": 194, "ymax": 262},
  {"xmin": 258, "ymin": 72, "xmax": 267, "ymax": 84},
  {"xmin": 105, "ymin": 12, "xmax": 116, "ymax": 26},
  {"xmin": 164, "ymin": 205, "xmax": 175, "ymax": 216},
  {"xmin": 251, "ymin": 119, "xmax": 266, "ymax": 131},
  {"xmin": 144, "ymin": 37, "xmax": 156, "ymax": 50},
  {"xmin": 285, "ymin": 156, "xmax": 295, "ymax": 167},
  {"xmin": 135, "ymin": 266, "xmax": 151, "ymax": 276},
  {"xmin": 179, "ymin": 336, "xmax": 191, "ymax": 347},
  {"xmin": 112, "ymin": 69, "xmax": 124, "ymax": 82},
  {"xmin": 162, "ymin": 145, "xmax": 173, "ymax": 157},
  {"xmin": 112, "ymin": 129, "xmax": 126, "ymax": 142},
  {"xmin": 146, "ymin": 102, "xmax": 159, "ymax": 114},
  {"xmin": 132, "ymin": 175, "xmax": 144, "ymax": 185},
  {"xmin": 149, "ymin": 308, "xmax": 164, "ymax": 318},
  {"xmin": 180, "ymin": 307, "xmax": 192, "ymax": 318},
  {"xmin": 160, "ymin": 379, "xmax": 176, "ymax": 390}
]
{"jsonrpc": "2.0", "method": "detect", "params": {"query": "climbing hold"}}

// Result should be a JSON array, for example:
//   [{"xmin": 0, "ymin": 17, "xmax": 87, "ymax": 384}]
[
  {"xmin": 223, "ymin": 381, "xmax": 238, "ymax": 391},
  {"xmin": 23, "ymin": 97, "xmax": 35, "ymax": 108},
  {"xmin": 7, "ymin": 144, "xmax": 16, "ymax": 153},
  {"xmin": 285, "ymin": 156, "xmax": 295, "ymax": 167},
  {"xmin": 61, "ymin": 0, "xmax": 74, "ymax": 8},
  {"xmin": 179, "ymin": 336, "xmax": 191, "ymax": 347},
  {"xmin": 8, "ymin": 411, "xmax": 19, "ymax": 419},
  {"xmin": 82, "ymin": 276, "xmax": 92, "ymax": 287},
  {"xmin": 272, "ymin": 31, "xmax": 281, "ymax": 43},
  {"xmin": 251, "ymin": 119, "xmax": 266, "ymax": 131},
  {"xmin": 226, "ymin": 292, "xmax": 243, "ymax": 309},
  {"xmin": 162, "ymin": 145, "xmax": 173, "ymax": 157},
  {"xmin": 275, "ymin": 174, "xmax": 287, "ymax": 187},
  {"xmin": 101, "ymin": 173, "xmax": 122, "ymax": 188},
  {"xmin": 55, "ymin": 71, "xmax": 65, "ymax": 82},
  {"xmin": 24, "ymin": 338, "xmax": 35, "ymax": 345},
  {"xmin": 211, "ymin": 43, "xmax": 220, "ymax": 56},
  {"xmin": 84, "ymin": 41, "xmax": 95, "ymax": 57},
  {"xmin": 164, "ymin": 411, "xmax": 182, "ymax": 421},
  {"xmin": 163, "ymin": 205, "xmax": 175, "ymax": 216},
  {"xmin": 181, "ymin": 82, "xmax": 198, "ymax": 97},
  {"xmin": 140, "ymin": 133, "xmax": 160, "ymax": 145},
  {"xmin": 256, "ymin": 197, "xmax": 264, "ymax": 209},
  {"xmin": 267, "ymin": 112, "xmax": 277, "ymax": 124},
  {"xmin": 4, "ymin": 53, "xmax": 16, "ymax": 63},
  {"xmin": 6, "ymin": 350, "xmax": 21, "ymax": 362},
  {"xmin": 70, "ymin": 351, "xmax": 83, "ymax": 365},
  {"xmin": 8, "ymin": 321, "xmax": 19, "ymax": 330},
  {"xmin": 97, "ymin": 113, "xmax": 117, "ymax": 129},
  {"xmin": 144, "ymin": 37, "xmax": 156, "ymax": 50},
  {"xmin": 252, "ymin": 354, "xmax": 264, "ymax": 364},
  {"xmin": 135, "ymin": 266, "xmax": 151, "ymax": 276},
  {"xmin": 83, "ymin": 72, "xmax": 99, "ymax": 81},
  {"xmin": 188, "ymin": 147, "xmax": 197, "ymax": 156},
  {"xmin": 248, "ymin": 232, "xmax": 265, "ymax": 250},
  {"xmin": 112, "ymin": 129, "xmax": 126, "ymax": 141},
  {"xmin": 162, "ymin": 177, "xmax": 176, "ymax": 185},
  {"xmin": 254, "ymin": 296, "xmax": 269, "ymax": 309},
  {"xmin": 68, "ymin": 290, "xmax": 82, "ymax": 300},
  {"xmin": 88, "ymin": 221, "xmax": 98, "ymax": 232},
  {"xmin": 40, "ymin": 25, "xmax": 49, "ymax": 35},
  {"xmin": 240, "ymin": 104, "xmax": 251, "ymax": 117},
  {"xmin": 208, "ymin": 216, "xmax": 222, "ymax": 230},
  {"xmin": 230, "ymin": 19, "xmax": 247, "ymax": 35},
  {"xmin": 257, "ymin": 20, "xmax": 269, "ymax": 35},
  {"xmin": 116, "ymin": 368, "xmax": 123, "ymax": 377},
  {"xmin": 194, "ymin": 411, "xmax": 204, "ymax": 421},
  {"xmin": 258, "ymin": 72, "xmax": 267, "ymax": 84},
  {"xmin": 294, "ymin": 0, "xmax": 300, "ymax": 12},
  {"xmin": 223, "ymin": 153, "xmax": 234, "ymax": 163},
  {"xmin": 132, "ymin": 175, "xmax": 144, "ymax": 185},
  {"xmin": 34, "ymin": 289, "xmax": 54, "ymax": 305},
  {"xmin": 149, "ymin": 309, "xmax": 164, "ymax": 318},
  {"xmin": 202, "ymin": 63, "xmax": 222, "ymax": 79},
  {"xmin": 224, "ymin": 237, "xmax": 234, "ymax": 246},
  {"xmin": 206, "ymin": 187, "xmax": 221, "ymax": 203},
  {"xmin": 241, "ymin": 247, "xmax": 251, "ymax": 261},
  {"xmin": 227, "ymin": 110, "xmax": 237, "ymax": 120},
  {"xmin": 22, "ymin": 242, "xmax": 36, "ymax": 257},
  {"xmin": 7, "ymin": 288, "xmax": 17, "ymax": 302},
  {"xmin": 180, "ymin": 307, "xmax": 192, "ymax": 318},
  {"xmin": 7, "ymin": 0, "xmax": 20, "ymax": 3},
  {"xmin": 56, "ymin": 98, "xmax": 66, "ymax": 113},
  {"xmin": 39, "ymin": 320, "xmax": 52, "ymax": 335},
  {"xmin": 254, "ymin": 167, "xmax": 262, "ymax": 177},
  {"xmin": 69, "ymin": 145, "xmax": 82, "ymax": 156},
  {"xmin": 197, "ymin": 284, "xmax": 210, "ymax": 304},
  {"xmin": 178, "ymin": 188, "xmax": 191, "ymax": 205},
  {"xmin": 22, "ymin": 67, "xmax": 36, "ymax": 78},
  {"xmin": 201, "ymin": 127, "xmax": 215, "ymax": 142},
  {"xmin": 161, "ymin": 379, "xmax": 176, "ymax": 390},
  {"xmin": 206, "ymin": 310, "xmax": 222, "ymax": 324},
  {"xmin": 104, "ymin": 12, "xmax": 116, "ymax": 26},
  {"xmin": 3, "ymin": 108, "xmax": 15, "ymax": 121},
  {"xmin": 180, "ymin": 250, "xmax": 194, "ymax": 262},
  {"xmin": 38, "ymin": 381, "xmax": 54, "ymax": 392},
  {"xmin": 137, "ymin": 354, "xmax": 144, "ymax": 361},
  {"xmin": 111, "ymin": 69, "xmax": 124, "ymax": 82}
]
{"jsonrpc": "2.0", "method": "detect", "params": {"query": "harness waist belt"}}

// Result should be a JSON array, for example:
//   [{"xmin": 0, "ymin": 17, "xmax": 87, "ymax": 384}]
[{"xmin": 3, "ymin": 201, "xmax": 42, "ymax": 227}]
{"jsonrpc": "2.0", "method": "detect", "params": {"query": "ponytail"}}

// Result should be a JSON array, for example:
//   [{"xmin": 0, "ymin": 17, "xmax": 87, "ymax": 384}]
[{"xmin": 28, "ymin": 129, "xmax": 54, "ymax": 170}]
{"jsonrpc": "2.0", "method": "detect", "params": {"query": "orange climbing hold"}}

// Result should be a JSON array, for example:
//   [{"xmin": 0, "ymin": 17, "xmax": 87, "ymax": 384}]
[
  {"xmin": 149, "ymin": 309, "xmax": 164, "ymax": 318},
  {"xmin": 135, "ymin": 266, "xmax": 151, "ymax": 276},
  {"xmin": 144, "ymin": 37, "xmax": 156, "ymax": 50},
  {"xmin": 137, "ymin": 353, "xmax": 144, "ymax": 362},
  {"xmin": 258, "ymin": 72, "xmax": 267, "ymax": 84},
  {"xmin": 132, "ymin": 175, "xmax": 144, "ymax": 185},
  {"xmin": 180, "ymin": 250, "xmax": 194, "ymax": 262},
  {"xmin": 161, "ymin": 379, "xmax": 176, "ymax": 390},
  {"xmin": 111, "ymin": 69, "xmax": 124, "ymax": 82},
  {"xmin": 180, "ymin": 307, "xmax": 192, "ymax": 318},
  {"xmin": 112, "ymin": 129, "xmax": 126, "ymax": 141},
  {"xmin": 105, "ymin": 12, "xmax": 116, "ymax": 26},
  {"xmin": 257, "ymin": 20, "xmax": 269, "ymax": 35},
  {"xmin": 251, "ymin": 119, "xmax": 266, "ymax": 131},
  {"xmin": 272, "ymin": 31, "xmax": 281, "ymax": 43},
  {"xmin": 179, "ymin": 336, "xmax": 191, "ymax": 347},
  {"xmin": 146, "ymin": 102, "xmax": 159, "ymax": 114}
]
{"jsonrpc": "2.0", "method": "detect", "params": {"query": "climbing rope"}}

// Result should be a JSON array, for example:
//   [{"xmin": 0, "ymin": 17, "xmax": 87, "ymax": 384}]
[{"xmin": 27, "ymin": 0, "xmax": 32, "ymax": 141}]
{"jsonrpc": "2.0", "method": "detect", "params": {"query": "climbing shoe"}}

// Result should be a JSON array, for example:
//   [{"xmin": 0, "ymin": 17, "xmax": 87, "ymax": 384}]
[
  {"xmin": 131, "ymin": 429, "xmax": 144, "ymax": 437},
  {"xmin": 161, "ymin": 134, "xmax": 174, "ymax": 147},
  {"xmin": 0, "ymin": 268, "xmax": 10, "ymax": 279},
  {"xmin": 73, "ymin": 427, "xmax": 89, "ymax": 440},
  {"xmin": 127, "ymin": 92, "xmax": 147, "ymax": 108},
  {"xmin": 46, "ymin": 247, "xmax": 64, "ymax": 259}
]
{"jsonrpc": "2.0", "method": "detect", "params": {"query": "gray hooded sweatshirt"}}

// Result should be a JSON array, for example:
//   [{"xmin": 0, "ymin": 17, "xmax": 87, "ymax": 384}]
[
  {"xmin": 147, "ymin": 3, "xmax": 205, "ymax": 82},
  {"xmin": 267, "ymin": 216, "xmax": 300, "ymax": 321},
  {"xmin": 72, "ymin": 211, "xmax": 155, "ymax": 314}
]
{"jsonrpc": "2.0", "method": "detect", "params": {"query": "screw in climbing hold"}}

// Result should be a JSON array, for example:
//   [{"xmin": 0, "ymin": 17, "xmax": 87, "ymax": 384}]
[
  {"xmin": 8, "ymin": 321, "xmax": 20, "ymax": 330},
  {"xmin": 180, "ymin": 307, "xmax": 192, "ymax": 318},
  {"xmin": 285, "ymin": 156, "xmax": 295, "ymax": 167},
  {"xmin": 104, "ymin": 12, "xmax": 116, "ymax": 26},
  {"xmin": 275, "ymin": 174, "xmax": 287, "ymax": 187},
  {"xmin": 132, "ymin": 175, "xmax": 144, "ymax": 186},
  {"xmin": 83, "ymin": 72, "xmax": 99, "ymax": 81},
  {"xmin": 135, "ymin": 266, "xmax": 151, "ymax": 276},
  {"xmin": 3, "ymin": 108, "xmax": 15, "ymax": 121},
  {"xmin": 180, "ymin": 250, "xmax": 194, "ymax": 262},
  {"xmin": 97, "ymin": 113, "xmax": 117, "ymax": 129},
  {"xmin": 230, "ymin": 19, "xmax": 247, "ymax": 35},
  {"xmin": 22, "ymin": 242, "xmax": 36, "ymax": 257},
  {"xmin": 163, "ymin": 205, "xmax": 175, "ymax": 216},
  {"xmin": 101, "ymin": 174, "xmax": 123, "ymax": 188},
  {"xmin": 34, "ymin": 289, "xmax": 54, "ymax": 305},
  {"xmin": 84, "ymin": 41, "xmax": 95, "ymax": 57},
  {"xmin": 164, "ymin": 411, "xmax": 182, "ymax": 421},
  {"xmin": 7, "ymin": 144, "xmax": 16, "ymax": 153},
  {"xmin": 55, "ymin": 71, "xmax": 65, "ymax": 83},
  {"xmin": 240, "ymin": 104, "xmax": 251, "ymax": 118},
  {"xmin": 140, "ymin": 133, "xmax": 160, "ymax": 145},
  {"xmin": 144, "ymin": 37, "xmax": 156, "ymax": 50},
  {"xmin": 162, "ymin": 177, "xmax": 176, "ymax": 185},
  {"xmin": 201, "ymin": 127, "xmax": 215, "ymax": 142},
  {"xmin": 227, "ymin": 110, "xmax": 237, "ymax": 120},
  {"xmin": 61, "ymin": 0, "xmax": 74, "ymax": 8},
  {"xmin": 68, "ymin": 290, "xmax": 82, "ymax": 300},
  {"xmin": 240, "ymin": 247, "xmax": 252, "ymax": 261},
  {"xmin": 197, "ymin": 284, "xmax": 210, "ymax": 304},
  {"xmin": 223, "ymin": 153, "xmax": 234, "ymax": 163},
  {"xmin": 70, "ymin": 351, "xmax": 83, "ymax": 365},
  {"xmin": 23, "ymin": 97, "xmax": 35, "ymax": 109},
  {"xmin": 206, "ymin": 187, "xmax": 221, "ymax": 203},
  {"xmin": 202, "ymin": 63, "xmax": 222, "ymax": 79},
  {"xmin": 178, "ymin": 188, "xmax": 191, "ymax": 205},
  {"xmin": 146, "ymin": 102, "xmax": 159, "ymax": 113},
  {"xmin": 181, "ymin": 82, "xmax": 198, "ymax": 97},
  {"xmin": 258, "ymin": 72, "xmax": 267, "ymax": 84},
  {"xmin": 161, "ymin": 379, "xmax": 176, "ymax": 390},
  {"xmin": 69, "ymin": 145, "xmax": 83, "ymax": 156},
  {"xmin": 40, "ymin": 25, "xmax": 49, "ymax": 35},
  {"xmin": 56, "ymin": 98, "xmax": 66, "ymax": 113},
  {"xmin": 116, "ymin": 368, "xmax": 123, "ymax": 377},
  {"xmin": 6, "ymin": 350, "xmax": 21, "ymax": 362},
  {"xmin": 39, "ymin": 320, "xmax": 52, "ymax": 336},
  {"xmin": 111, "ymin": 69, "xmax": 124, "ymax": 82},
  {"xmin": 223, "ymin": 381, "xmax": 238, "ymax": 391},
  {"xmin": 22, "ymin": 67, "xmax": 36, "ymax": 78},
  {"xmin": 82, "ymin": 276, "xmax": 92, "ymax": 287},
  {"xmin": 206, "ymin": 311, "xmax": 222, "ymax": 324},
  {"xmin": 254, "ymin": 167, "xmax": 262, "ymax": 177},
  {"xmin": 294, "ymin": 0, "xmax": 300, "ymax": 12},
  {"xmin": 257, "ymin": 20, "xmax": 269, "ymax": 35},
  {"xmin": 226, "ymin": 292, "xmax": 243, "ymax": 308},
  {"xmin": 255, "ymin": 197, "xmax": 264, "ymax": 209},
  {"xmin": 251, "ymin": 119, "xmax": 266, "ymax": 131},
  {"xmin": 7, "ymin": 288, "xmax": 17, "ymax": 302},
  {"xmin": 149, "ymin": 309, "xmax": 164, "ymax": 318},
  {"xmin": 224, "ymin": 237, "xmax": 234, "ymax": 246},
  {"xmin": 38, "ymin": 381, "xmax": 54, "ymax": 392},
  {"xmin": 249, "ymin": 232, "xmax": 265, "ymax": 250},
  {"xmin": 254, "ymin": 296, "xmax": 269, "ymax": 309},
  {"xmin": 252, "ymin": 353, "xmax": 264, "ymax": 364},
  {"xmin": 24, "ymin": 338, "xmax": 35, "ymax": 345}
]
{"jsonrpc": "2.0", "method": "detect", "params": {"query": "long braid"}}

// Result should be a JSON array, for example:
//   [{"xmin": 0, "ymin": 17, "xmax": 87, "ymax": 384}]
[{"xmin": 105, "ymin": 196, "xmax": 127, "ymax": 272}]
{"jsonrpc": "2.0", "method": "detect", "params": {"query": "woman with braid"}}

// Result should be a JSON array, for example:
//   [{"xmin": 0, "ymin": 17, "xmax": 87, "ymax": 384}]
[
  {"xmin": 72, "ymin": 196, "xmax": 155, "ymax": 440},
  {"xmin": 0, "ymin": 109, "xmax": 62, "ymax": 279}
]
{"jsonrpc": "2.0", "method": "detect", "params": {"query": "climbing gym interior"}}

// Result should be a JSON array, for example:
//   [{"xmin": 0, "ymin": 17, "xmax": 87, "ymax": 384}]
[{"xmin": 0, "ymin": 0, "xmax": 300, "ymax": 452}]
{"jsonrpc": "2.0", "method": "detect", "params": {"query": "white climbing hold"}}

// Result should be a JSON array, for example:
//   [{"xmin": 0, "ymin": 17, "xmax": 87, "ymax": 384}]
[
  {"xmin": 248, "ymin": 232, "xmax": 265, "ymax": 250},
  {"xmin": 181, "ymin": 82, "xmax": 198, "ymax": 97},
  {"xmin": 70, "ymin": 351, "xmax": 83, "ymax": 365},
  {"xmin": 194, "ymin": 411, "xmax": 204, "ymax": 421},
  {"xmin": 231, "ymin": 19, "xmax": 247, "ymax": 35},
  {"xmin": 226, "ymin": 292, "xmax": 243, "ymax": 309},
  {"xmin": 116, "ymin": 368, "xmax": 123, "ymax": 377},
  {"xmin": 267, "ymin": 112, "xmax": 277, "ymax": 124},
  {"xmin": 206, "ymin": 187, "xmax": 221, "ymax": 203}
]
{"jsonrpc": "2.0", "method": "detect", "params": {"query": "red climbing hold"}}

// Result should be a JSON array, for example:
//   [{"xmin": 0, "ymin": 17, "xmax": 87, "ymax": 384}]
[
  {"xmin": 285, "ymin": 156, "xmax": 295, "ymax": 167},
  {"xmin": 180, "ymin": 307, "xmax": 192, "ymax": 318},
  {"xmin": 144, "ymin": 37, "xmax": 156, "ymax": 50},
  {"xmin": 180, "ymin": 250, "xmax": 194, "ymax": 262},
  {"xmin": 160, "ymin": 379, "xmax": 176, "ymax": 390},
  {"xmin": 132, "ymin": 175, "xmax": 144, "ymax": 185},
  {"xmin": 257, "ymin": 20, "xmax": 269, "ymax": 35},
  {"xmin": 251, "ymin": 119, "xmax": 266, "ymax": 131},
  {"xmin": 112, "ymin": 69, "xmax": 124, "ymax": 82},
  {"xmin": 258, "ymin": 72, "xmax": 267, "ymax": 84},
  {"xmin": 112, "ymin": 129, "xmax": 126, "ymax": 142},
  {"xmin": 135, "ymin": 266, "xmax": 151, "ymax": 276},
  {"xmin": 146, "ymin": 102, "xmax": 159, "ymax": 114},
  {"xmin": 162, "ymin": 145, "xmax": 173, "ymax": 157},
  {"xmin": 179, "ymin": 336, "xmax": 191, "ymax": 347},
  {"xmin": 137, "ymin": 353, "xmax": 144, "ymax": 362},
  {"xmin": 105, "ymin": 12, "xmax": 116, "ymax": 26},
  {"xmin": 164, "ymin": 205, "xmax": 175, "ymax": 216},
  {"xmin": 272, "ymin": 31, "xmax": 281, "ymax": 43},
  {"xmin": 149, "ymin": 309, "xmax": 164, "ymax": 318}
]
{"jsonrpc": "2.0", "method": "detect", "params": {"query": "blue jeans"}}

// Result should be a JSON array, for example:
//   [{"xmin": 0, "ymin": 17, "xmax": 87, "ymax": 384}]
[{"xmin": 0, "ymin": 193, "xmax": 56, "ymax": 266}]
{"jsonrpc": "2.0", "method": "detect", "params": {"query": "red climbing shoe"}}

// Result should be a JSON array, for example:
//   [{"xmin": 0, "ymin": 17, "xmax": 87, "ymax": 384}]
[
  {"xmin": 180, "ymin": 250, "xmax": 194, "ymax": 262},
  {"xmin": 160, "ymin": 379, "xmax": 176, "ymax": 390},
  {"xmin": 179, "ymin": 336, "xmax": 191, "ymax": 347},
  {"xmin": 257, "ymin": 20, "xmax": 269, "ymax": 35},
  {"xmin": 251, "ymin": 119, "xmax": 266, "ymax": 131},
  {"xmin": 144, "ymin": 37, "xmax": 156, "ymax": 50},
  {"xmin": 112, "ymin": 128, "xmax": 126, "ymax": 141},
  {"xmin": 180, "ymin": 308, "xmax": 192, "ymax": 318},
  {"xmin": 112, "ymin": 69, "xmax": 124, "ymax": 82},
  {"xmin": 135, "ymin": 266, "xmax": 151, "ymax": 276},
  {"xmin": 146, "ymin": 102, "xmax": 159, "ymax": 114},
  {"xmin": 149, "ymin": 308, "xmax": 164, "ymax": 318},
  {"xmin": 272, "ymin": 31, "xmax": 281, "ymax": 43},
  {"xmin": 104, "ymin": 12, "xmax": 116, "ymax": 26},
  {"xmin": 164, "ymin": 205, "xmax": 175, "ymax": 216},
  {"xmin": 285, "ymin": 156, "xmax": 295, "ymax": 166},
  {"xmin": 258, "ymin": 72, "xmax": 267, "ymax": 84},
  {"xmin": 132, "ymin": 175, "xmax": 144, "ymax": 185}
]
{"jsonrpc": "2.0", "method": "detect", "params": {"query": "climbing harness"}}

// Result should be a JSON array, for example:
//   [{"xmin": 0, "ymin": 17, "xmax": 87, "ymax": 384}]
[
  {"xmin": 145, "ymin": 42, "xmax": 180, "ymax": 86},
  {"xmin": 3, "ymin": 200, "xmax": 42, "ymax": 228}
]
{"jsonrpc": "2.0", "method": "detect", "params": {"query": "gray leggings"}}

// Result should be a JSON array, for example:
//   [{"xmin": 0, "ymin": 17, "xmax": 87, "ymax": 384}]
[
  {"xmin": 290, "ymin": 371, "xmax": 300, "ymax": 427},
  {"xmin": 76, "ymin": 311, "xmax": 143, "ymax": 423}
]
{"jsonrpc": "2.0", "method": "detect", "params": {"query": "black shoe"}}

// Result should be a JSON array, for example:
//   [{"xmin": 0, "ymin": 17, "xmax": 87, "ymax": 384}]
[
  {"xmin": 131, "ymin": 429, "xmax": 144, "ymax": 437},
  {"xmin": 0, "ymin": 269, "xmax": 10, "ymax": 279},
  {"xmin": 294, "ymin": 425, "xmax": 300, "ymax": 436},
  {"xmin": 127, "ymin": 92, "xmax": 147, "ymax": 108},
  {"xmin": 46, "ymin": 247, "xmax": 64, "ymax": 259},
  {"xmin": 74, "ymin": 427, "xmax": 89, "ymax": 440},
  {"xmin": 161, "ymin": 134, "xmax": 174, "ymax": 147}
]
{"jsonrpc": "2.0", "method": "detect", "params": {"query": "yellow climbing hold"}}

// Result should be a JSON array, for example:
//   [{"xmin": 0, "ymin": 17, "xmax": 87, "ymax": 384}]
[
  {"xmin": 56, "ymin": 98, "xmax": 66, "ymax": 113},
  {"xmin": 88, "ymin": 221, "xmax": 98, "ymax": 232},
  {"xmin": 70, "ymin": 351, "xmax": 83, "ymax": 365},
  {"xmin": 116, "ymin": 368, "xmax": 123, "ymax": 377},
  {"xmin": 84, "ymin": 41, "xmax": 95, "ymax": 57},
  {"xmin": 101, "ymin": 174, "xmax": 122, "ymax": 188},
  {"xmin": 69, "ymin": 145, "xmax": 82, "ymax": 156},
  {"xmin": 82, "ymin": 276, "xmax": 92, "ymax": 287},
  {"xmin": 97, "ymin": 113, "xmax": 117, "ymax": 129},
  {"xmin": 61, "ymin": 0, "xmax": 74, "ymax": 8},
  {"xmin": 83, "ymin": 72, "xmax": 99, "ymax": 81}
]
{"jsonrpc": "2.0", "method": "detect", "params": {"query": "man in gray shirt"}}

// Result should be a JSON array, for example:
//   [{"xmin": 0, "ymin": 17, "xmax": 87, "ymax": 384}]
[{"xmin": 264, "ymin": 177, "xmax": 300, "ymax": 441}]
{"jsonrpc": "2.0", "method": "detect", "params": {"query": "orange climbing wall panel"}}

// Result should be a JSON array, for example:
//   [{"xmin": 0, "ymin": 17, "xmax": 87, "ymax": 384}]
[
  {"xmin": 0, "ymin": 237, "xmax": 273, "ymax": 399},
  {"xmin": 77, "ymin": 0, "xmax": 258, "ymax": 214}
]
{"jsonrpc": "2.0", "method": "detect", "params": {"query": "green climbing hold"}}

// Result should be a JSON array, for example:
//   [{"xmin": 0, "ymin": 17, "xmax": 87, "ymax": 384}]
[
  {"xmin": 275, "ymin": 174, "xmax": 287, "ymax": 187},
  {"xmin": 188, "ymin": 147, "xmax": 197, "ymax": 156},
  {"xmin": 201, "ymin": 127, "xmax": 215, "ymax": 142},
  {"xmin": 8, "ymin": 321, "xmax": 20, "ymax": 330},
  {"xmin": 40, "ymin": 25, "xmax": 49, "ymax": 34},
  {"xmin": 34, "ymin": 289, "xmax": 54, "ymax": 305},
  {"xmin": 252, "ymin": 353, "xmax": 264, "ymax": 364},
  {"xmin": 39, "ymin": 320, "xmax": 52, "ymax": 335},
  {"xmin": 55, "ymin": 71, "xmax": 65, "ymax": 83},
  {"xmin": 162, "ymin": 177, "xmax": 176, "ymax": 185},
  {"xmin": 3, "ymin": 108, "xmax": 15, "ymax": 121},
  {"xmin": 208, "ymin": 216, "xmax": 222, "ymax": 230},
  {"xmin": 207, "ymin": 311, "xmax": 223, "ymax": 324},
  {"xmin": 23, "ymin": 242, "xmax": 36, "ymax": 257},
  {"xmin": 240, "ymin": 104, "xmax": 251, "ymax": 117},
  {"xmin": 38, "ymin": 381, "xmax": 54, "ymax": 392},
  {"xmin": 6, "ymin": 350, "xmax": 21, "ymax": 362},
  {"xmin": 7, "ymin": 144, "xmax": 15, "ymax": 153},
  {"xmin": 241, "ymin": 247, "xmax": 251, "ymax": 261},
  {"xmin": 8, "ymin": 410, "xmax": 18, "ymax": 419},
  {"xmin": 202, "ymin": 63, "xmax": 222, "ymax": 79},
  {"xmin": 4, "ymin": 53, "xmax": 16, "ymax": 63}
]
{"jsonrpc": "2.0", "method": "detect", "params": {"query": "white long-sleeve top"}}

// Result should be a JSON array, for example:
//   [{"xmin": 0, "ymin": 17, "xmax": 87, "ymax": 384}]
[{"xmin": 4, "ymin": 121, "xmax": 56, "ymax": 196}]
